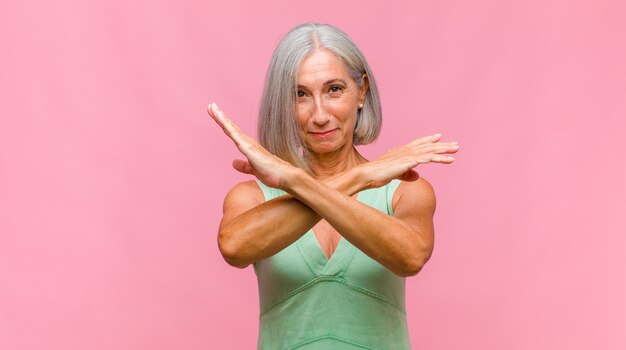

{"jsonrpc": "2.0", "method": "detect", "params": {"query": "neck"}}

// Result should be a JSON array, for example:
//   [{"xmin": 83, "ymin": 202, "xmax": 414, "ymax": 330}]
[{"xmin": 307, "ymin": 144, "xmax": 367, "ymax": 180}]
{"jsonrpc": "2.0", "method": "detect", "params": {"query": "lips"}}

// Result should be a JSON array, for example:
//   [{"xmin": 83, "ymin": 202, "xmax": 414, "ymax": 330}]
[{"xmin": 309, "ymin": 129, "xmax": 337, "ymax": 138}]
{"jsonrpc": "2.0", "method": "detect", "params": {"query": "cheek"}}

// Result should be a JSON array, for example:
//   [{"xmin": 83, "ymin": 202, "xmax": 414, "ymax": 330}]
[
  {"xmin": 295, "ymin": 105, "xmax": 308, "ymax": 126},
  {"xmin": 328, "ymin": 99, "xmax": 358, "ymax": 122}
]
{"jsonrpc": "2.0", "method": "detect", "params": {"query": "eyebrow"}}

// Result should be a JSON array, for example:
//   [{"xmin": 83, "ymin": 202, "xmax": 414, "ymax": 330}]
[{"xmin": 297, "ymin": 79, "xmax": 348, "ymax": 90}]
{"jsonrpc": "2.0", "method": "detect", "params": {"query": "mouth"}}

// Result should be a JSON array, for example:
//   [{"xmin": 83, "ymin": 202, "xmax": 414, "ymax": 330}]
[{"xmin": 309, "ymin": 129, "xmax": 337, "ymax": 138}]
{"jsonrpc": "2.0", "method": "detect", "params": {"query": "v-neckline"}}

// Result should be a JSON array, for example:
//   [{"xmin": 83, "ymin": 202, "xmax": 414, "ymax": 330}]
[
  {"xmin": 296, "ymin": 191, "xmax": 368, "ymax": 276},
  {"xmin": 311, "ymin": 230, "xmax": 345, "ymax": 263},
  {"xmin": 310, "ymin": 225, "xmax": 343, "ymax": 264},
  {"xmin": 312, "ymin": 191, "xmax": 360, "ymax": 261}
]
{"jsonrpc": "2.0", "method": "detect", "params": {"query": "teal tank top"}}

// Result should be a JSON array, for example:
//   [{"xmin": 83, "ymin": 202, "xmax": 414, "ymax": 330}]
[{"xmin": 253, "ymin": 180, "xmax": 411, "ymax": 349}]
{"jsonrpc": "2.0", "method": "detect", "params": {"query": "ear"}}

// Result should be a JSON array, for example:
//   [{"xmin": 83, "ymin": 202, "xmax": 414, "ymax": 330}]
[{"xmin": 358, "ymin": 73, "xmax": 369, "ymax": 105}]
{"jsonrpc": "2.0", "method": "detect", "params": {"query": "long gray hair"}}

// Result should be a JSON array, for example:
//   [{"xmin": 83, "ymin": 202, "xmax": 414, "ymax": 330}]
[{"xmin": 258, "ymin": 23, "xmax": 382, "ymax": 172}]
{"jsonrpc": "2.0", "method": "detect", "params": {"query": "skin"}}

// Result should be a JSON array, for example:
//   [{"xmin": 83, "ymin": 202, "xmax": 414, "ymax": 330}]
[{"xmin": 207, "ymin": 49, "xmax": 460, "ymax": 277}]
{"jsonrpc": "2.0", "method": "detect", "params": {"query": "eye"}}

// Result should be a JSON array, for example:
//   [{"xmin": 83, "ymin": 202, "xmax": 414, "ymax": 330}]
[
  {"xmin": 296, "ymin": 90, "xmax": 306, "ymax": 98},
  {"xmin": 329, "ymin": 85, "xmax": 343, "ymax": 93}
]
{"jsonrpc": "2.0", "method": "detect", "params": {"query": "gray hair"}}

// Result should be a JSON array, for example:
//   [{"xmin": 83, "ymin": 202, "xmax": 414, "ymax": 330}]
[{"xmin": 258, "ymin": 23, "xmax": 382, "ymax": 172}]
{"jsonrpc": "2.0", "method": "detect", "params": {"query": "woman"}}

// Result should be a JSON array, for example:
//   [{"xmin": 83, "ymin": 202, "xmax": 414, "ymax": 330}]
[{"xmin": 208, "ymin": 23, "xmax": 459, "ymax": 349}]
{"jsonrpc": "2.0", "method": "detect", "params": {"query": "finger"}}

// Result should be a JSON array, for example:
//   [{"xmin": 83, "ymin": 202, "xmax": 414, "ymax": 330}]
[
  {"xmin": 232, "ymin": 159, "xmax": 255, "ymax": 174},
  {"xmin": 445, "ymin": 146, "xmax": 460, "ymax": 154},
  {"xmin": 409, "ymin": 154, "xmax": 455, "ymax": 166},
  {"xmin": 207, "ymin": 103, "xmax": 229, "ymax": 131},
  {"xmin": 208, "ymin": 102, "xmax": 238, "ymax": 133},
  {"xmin": 207, "ymin": 103, "xmax": 227, "ymax": 128},
  {"xmin": 412, "ymin": 142, "xmax": 460, "ymax": 156},
  {"xmin": 208, "ymin": 103, "xmax": 258, "ymax": 153},
  {"xmin": 208, "ymin": 103, "xmax": 242, "ymax": 139},
  {"xmin": 428, "ymin": 143, "xmax": 461, "ymax": 154},
  {"xmin": 429, "ymin": 155, "xmax": 455, "ymax": 163},
  {"xmin": 409, "ymin": 133, "xmax": 443, "ymax": 146}
]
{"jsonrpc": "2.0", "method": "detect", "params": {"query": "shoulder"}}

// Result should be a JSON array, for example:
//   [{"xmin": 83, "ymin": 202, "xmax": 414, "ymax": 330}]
[
  {"xmin": 222, "ymin": 180, "xmax": 264, "ymax": 213},
  {"xmin": 391, "ymin": 177, "xmax": 436, "ymax": 217}
]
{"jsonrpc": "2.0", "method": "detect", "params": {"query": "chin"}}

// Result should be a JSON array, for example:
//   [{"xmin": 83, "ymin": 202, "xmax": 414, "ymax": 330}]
[{"xmin": 306, "ymin": 141, "xmax": 346, "ymax": 155}]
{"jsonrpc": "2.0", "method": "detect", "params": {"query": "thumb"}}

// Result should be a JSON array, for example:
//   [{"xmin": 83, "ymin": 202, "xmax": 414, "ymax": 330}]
[{"xmin": 232, "ymin": 159, "xmax": 255, "ymax": 174}]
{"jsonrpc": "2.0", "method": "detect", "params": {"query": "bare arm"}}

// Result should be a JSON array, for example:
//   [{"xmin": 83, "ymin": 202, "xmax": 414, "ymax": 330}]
[
  {"xmin": 208, "ymin": 103, "xmax": 458, "ymax": 275},
  {"xmin": 283, "ymin": 169, "xmax": 436, "ymax": 276},
  {"xmin": 218, "ymin": 168, "xmax": 364, "ymax": 268}
]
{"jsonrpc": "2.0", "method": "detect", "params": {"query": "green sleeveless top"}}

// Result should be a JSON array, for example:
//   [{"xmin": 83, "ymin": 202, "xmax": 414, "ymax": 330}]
[{"xmin": 253, "ymin": 180, "xmax": 411, "ymax": 349}]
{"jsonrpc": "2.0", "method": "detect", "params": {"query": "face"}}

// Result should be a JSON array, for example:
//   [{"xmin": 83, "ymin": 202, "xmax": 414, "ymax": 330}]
[{"xmin": 295, "ymin": 49, "xmax": 368, "ymax": 155}]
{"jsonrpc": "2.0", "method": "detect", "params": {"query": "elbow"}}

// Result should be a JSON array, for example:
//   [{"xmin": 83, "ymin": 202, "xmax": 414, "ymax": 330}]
[
  {"xmin": 218, "ymin": 228, "xmax": 251, "ymax": 269},
  {"xmin": 396, "ymin": 248, "xmax": 432, "ymax": 277},
  {"xmin": 397, "ymin": 258, "xmax": 425, "ymax": 277}
]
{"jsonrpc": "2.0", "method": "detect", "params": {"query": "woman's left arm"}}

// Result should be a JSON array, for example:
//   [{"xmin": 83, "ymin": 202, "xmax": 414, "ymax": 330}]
[
  {"xmin": 208, "ymin": 102, "xmax": 452, "ymax": 276},
  {"xmin": 283, "ymin": 167, "xmax": 435, "ymax": 277}
]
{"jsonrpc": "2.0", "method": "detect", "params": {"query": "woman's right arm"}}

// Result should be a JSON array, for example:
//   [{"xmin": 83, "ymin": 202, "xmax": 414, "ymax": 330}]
[
  {"xmin": 218, "ymin": 167, "xmax": 364, "ymax": 268},
  {"xmin": 209, "ymin": 102, "xmax": 450, "ymax": 268}
]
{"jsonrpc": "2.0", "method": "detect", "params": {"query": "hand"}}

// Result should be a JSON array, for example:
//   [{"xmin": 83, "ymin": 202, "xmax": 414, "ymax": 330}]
[
  {"xmin": 207, "ymin": 102, "xmax": 297, "ymax": 189},
  {"xmin": 358, "ymin": 134, "xmax": 459, "ymax": 189}
]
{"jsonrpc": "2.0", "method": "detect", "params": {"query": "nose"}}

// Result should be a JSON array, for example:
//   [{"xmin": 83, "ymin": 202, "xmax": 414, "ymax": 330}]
[{"xmin": 311, "ymin": 96, "xmax": 330, "ymax": 126}]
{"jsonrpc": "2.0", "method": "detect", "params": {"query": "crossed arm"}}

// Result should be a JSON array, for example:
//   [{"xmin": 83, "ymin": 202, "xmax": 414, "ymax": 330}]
[{"xmin": 208, "ymin": 103, "xmax": 459, "ymax": 277}]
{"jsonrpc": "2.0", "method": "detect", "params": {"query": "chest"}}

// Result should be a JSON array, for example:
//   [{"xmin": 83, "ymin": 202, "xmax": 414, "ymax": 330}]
[{"xmin": 312, "ymin": 219, "xmax": 342, "ymax": 260}]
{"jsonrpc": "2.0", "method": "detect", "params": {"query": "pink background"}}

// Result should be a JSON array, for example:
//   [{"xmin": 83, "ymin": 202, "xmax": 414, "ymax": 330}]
[{"xmin": 1, "ymin": 0, "xmax": 625, "ymax": 349}]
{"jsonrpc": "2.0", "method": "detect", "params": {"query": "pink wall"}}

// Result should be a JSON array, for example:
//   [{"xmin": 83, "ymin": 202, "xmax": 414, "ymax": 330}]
[{"xmin": 1, "ymin": 0, "xmax": 625, "ymax": 349}]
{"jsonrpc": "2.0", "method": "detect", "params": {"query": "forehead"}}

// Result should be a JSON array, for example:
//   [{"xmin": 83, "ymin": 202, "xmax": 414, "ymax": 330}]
[{"xmin": 297, "ymin": 49, "xmax": 351, "ymax": 84}]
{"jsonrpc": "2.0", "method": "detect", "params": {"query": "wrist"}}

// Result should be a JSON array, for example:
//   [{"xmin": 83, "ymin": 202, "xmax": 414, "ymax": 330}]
[
  {"xmin": 346, "ymin": 165, "xmax": 368, "ymax": 193},
  {"xmin": 349, "ymin": 163, "xmax": 373, "ymax": 191},
  {"xmin": 281, "ymin": 166, "xmax": 309, "ymax": 193}
]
